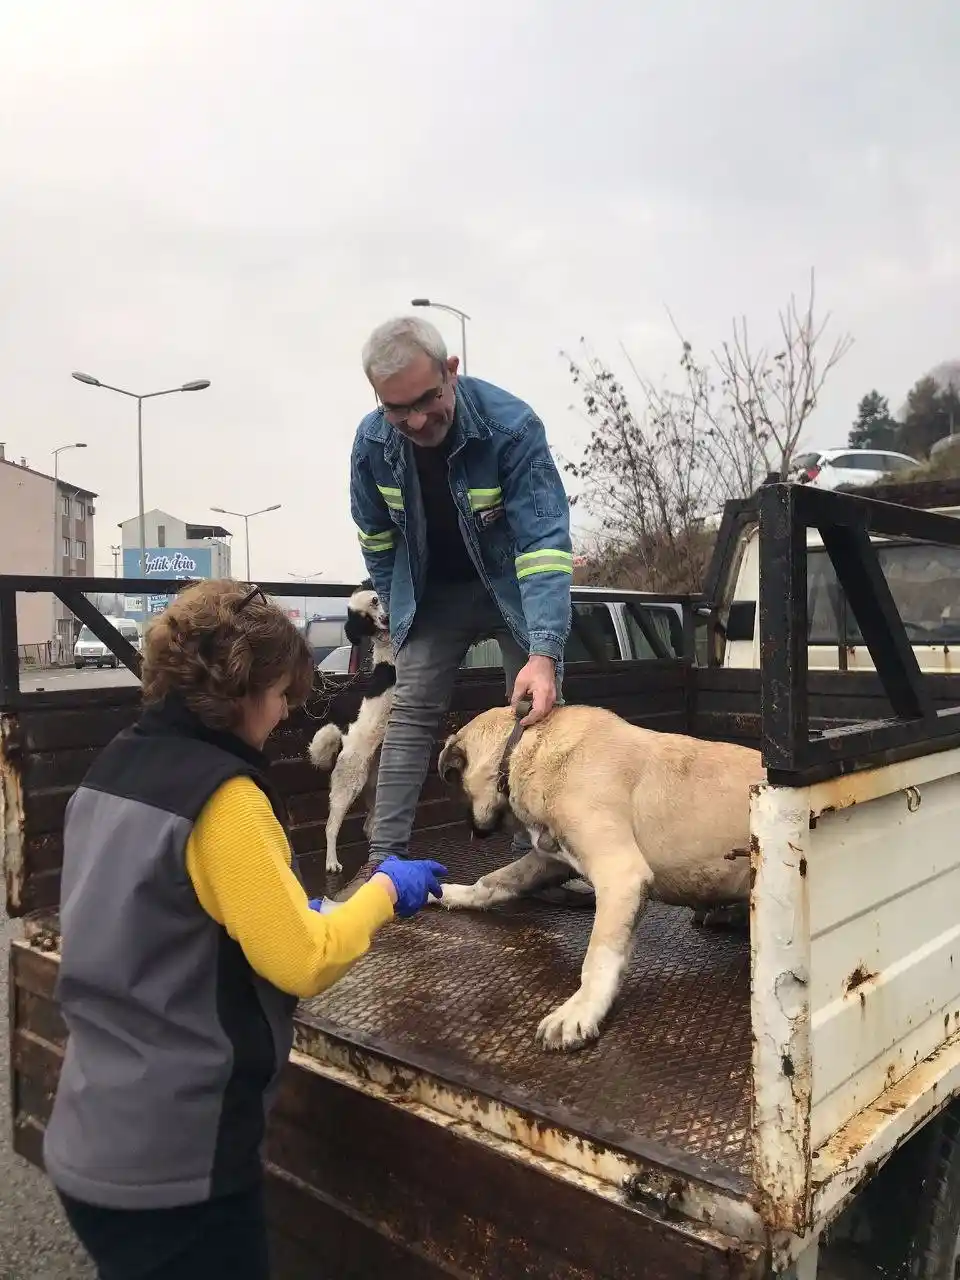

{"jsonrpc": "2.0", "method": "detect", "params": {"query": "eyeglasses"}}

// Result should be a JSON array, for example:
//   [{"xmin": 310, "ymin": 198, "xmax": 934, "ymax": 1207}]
[
  {"xmin": 237, "ymin": 584, "xmax": 268, "ymax": 611},
  {"xmin": 380, "ymin": 377, "xmax": 447, "ymax": 423}
]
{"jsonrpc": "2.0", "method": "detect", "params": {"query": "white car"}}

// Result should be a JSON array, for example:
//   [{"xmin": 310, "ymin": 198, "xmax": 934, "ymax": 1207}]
[
  {"xmin": 73, "ymin": 618, "xmax": 142, "ymax": 669},
  {"xmin": 791, "ymin": 447, "xmax": 920, "ymax": 489}
]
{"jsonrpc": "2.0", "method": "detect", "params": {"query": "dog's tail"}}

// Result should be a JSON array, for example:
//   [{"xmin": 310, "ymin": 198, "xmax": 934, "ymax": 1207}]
[{"xmin": 308, "ymin": 723, "xmax": 344, "ymax": 772}]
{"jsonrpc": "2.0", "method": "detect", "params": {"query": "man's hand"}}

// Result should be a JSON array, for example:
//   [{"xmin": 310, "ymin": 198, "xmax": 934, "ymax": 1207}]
[{"xmin": 510, "ymin": 655, "xmax": 557, "ymax": 727}]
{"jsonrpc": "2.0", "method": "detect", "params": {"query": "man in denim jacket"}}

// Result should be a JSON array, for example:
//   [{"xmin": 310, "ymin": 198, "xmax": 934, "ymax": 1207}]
[{"xmin": 344, "ymin": 315, "xmax": 589, "ymax": 904}]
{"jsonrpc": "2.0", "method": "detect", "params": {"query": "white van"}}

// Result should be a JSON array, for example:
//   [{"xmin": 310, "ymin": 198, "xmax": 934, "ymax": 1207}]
[{"xmin": 73, "ymin": 617, "xmax": 142, "ymax": 669}]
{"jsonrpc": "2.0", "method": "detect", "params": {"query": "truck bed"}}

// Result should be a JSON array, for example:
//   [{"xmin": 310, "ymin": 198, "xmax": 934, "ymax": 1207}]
[{"xmin": 298, "ymin": 825, "xmax": 753, "ymax": 1194}]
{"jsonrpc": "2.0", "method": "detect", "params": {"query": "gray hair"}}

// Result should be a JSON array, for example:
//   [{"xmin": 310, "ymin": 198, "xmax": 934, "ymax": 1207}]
[{"xmin": 362, "ymin": 315, "xmax": 448, "ymax": 383}]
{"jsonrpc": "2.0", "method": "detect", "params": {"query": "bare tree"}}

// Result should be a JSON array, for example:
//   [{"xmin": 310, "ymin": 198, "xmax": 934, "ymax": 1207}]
[
  {"xmin": 710, "ymin": 268, "xmax": 853, "ymax": 478},
  {"xmin": 562, "ymin": 271, "xmax": 853, "ymax": 589},
  {"xmin": 562, "ymin": 343, "xmax": 720, "ymax": 591}
]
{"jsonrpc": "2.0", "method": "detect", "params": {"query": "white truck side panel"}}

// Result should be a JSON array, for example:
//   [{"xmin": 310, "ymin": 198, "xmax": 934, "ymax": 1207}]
[
  {"xmin": 806, "ymin": 765, "xmax": 960, "ymax": 1150},
  {"xmin": 751, "ymin": 747, "xmax": 960, "ymax": 1235}
]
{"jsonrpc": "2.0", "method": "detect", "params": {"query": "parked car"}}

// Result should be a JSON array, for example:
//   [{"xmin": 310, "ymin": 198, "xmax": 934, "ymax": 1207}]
[
  {"xmin": 305, "ymin": 615, "xmax": 348, "ymax": 665},
  {"xmin": 791, "ymin": 447, "xmax": 920, "ymax": 489},
  {"xmin": 461, "ymin": 589, "xmax": 686, "ymax": 669},
  {"xmin": 317, "ymin": 644, "xmax": 353, "ymax": 674},
  {"xmin": 73, "ymin": 617, "xmax": 141, "ymax": 669}
]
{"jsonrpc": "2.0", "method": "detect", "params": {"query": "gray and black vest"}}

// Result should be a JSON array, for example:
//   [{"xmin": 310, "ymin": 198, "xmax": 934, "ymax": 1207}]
[{"xmin": 44, "ymin": 694, "xmax": 301, "ymax": 1210}]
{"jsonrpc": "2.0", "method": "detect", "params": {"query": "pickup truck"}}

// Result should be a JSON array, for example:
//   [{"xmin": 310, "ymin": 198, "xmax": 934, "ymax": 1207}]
[
  {"xmin": 4, "ymin": 482, "xmax": 960, "ymax": 1278},
  {"xmin": 319, "ymin": 587, "xmax": 687, "ymax": 674}
]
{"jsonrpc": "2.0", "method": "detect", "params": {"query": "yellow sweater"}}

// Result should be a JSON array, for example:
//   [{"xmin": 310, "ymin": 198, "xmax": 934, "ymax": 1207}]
[{"xmin": 185, "ymin": 775, "xmax": 394, "ymax": 998}]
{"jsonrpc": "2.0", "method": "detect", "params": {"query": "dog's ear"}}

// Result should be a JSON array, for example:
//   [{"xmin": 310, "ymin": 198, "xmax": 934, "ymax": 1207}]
[
  {"xmin": 438, "ymin": 737, "xmax": 467, "ymax": 785},
  {"xmin": 358, "ymin": 577, "xmax": 373, "ymax": 591}
]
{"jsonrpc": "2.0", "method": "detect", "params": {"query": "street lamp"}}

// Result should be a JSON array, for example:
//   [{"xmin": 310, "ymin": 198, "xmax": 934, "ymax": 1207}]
[
  {"xmin": 211, "ymin": 505, "xmax": 282, "ymax": 580},
  {"xmin": 411, "ymin": 298, "xmax": 471, "ymax": 374},
  {"xmin": 50, "ymin": 442, "xmax": 87, "ymax": 659},
  {"xmin": 289, "ymin": 571, "xmax": 324, "ymax": 631},
  {"xmin": 71, "ymin": 372, "xmax": 211, "ymax": 584}
]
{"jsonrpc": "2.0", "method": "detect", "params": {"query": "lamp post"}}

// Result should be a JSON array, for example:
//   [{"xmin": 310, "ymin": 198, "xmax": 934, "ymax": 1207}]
[
  {"xmin": 211, "ymin": 505, "xmax": 282, "ymax": 580},
  {"xmin": 71, "ymin": 372, "xmax": 211, "ymax": 586},
  {"xmin": 410, "ymin": 298, "xmax": 470, "ymax": 374},
  {"xmin": 51, "ymin": 442, "xmax": 87, "ymax": 660},
  {"xmin": 288, "ymin": 571, "xmax": 324, "ymax": 631}
]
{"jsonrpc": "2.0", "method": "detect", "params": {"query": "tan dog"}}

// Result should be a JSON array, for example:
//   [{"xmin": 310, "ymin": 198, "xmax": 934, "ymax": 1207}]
[{"xmin": 436, "ymin": 703, "xmax": 763, "ymax": 1052}]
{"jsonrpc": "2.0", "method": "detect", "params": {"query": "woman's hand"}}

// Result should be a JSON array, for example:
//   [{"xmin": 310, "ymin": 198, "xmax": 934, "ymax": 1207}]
[{"xmin": 375, "ymin": 857, "xmax": 448, "ymax": 918}]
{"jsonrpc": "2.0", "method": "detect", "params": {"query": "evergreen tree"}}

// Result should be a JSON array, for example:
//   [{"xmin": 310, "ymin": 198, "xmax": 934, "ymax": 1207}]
[
  {"xmin": 896, "ymin": 376, "xmax": 960, "ymax": 459},
  {"xmin": 848, "ymin": 390, "xmax": 898, "ymax": 450}
]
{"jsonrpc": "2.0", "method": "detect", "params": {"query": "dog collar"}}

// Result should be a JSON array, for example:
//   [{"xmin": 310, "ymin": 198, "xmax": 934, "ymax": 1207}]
[{"xmin": 497, "ymin": 700, "xmax": 532, "ymax": 796}]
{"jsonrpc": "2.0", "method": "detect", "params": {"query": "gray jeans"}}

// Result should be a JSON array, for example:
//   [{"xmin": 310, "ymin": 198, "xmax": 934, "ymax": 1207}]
[{"xmin": 369, "ymin": 579, "xmax": 560, "ymax": 862}]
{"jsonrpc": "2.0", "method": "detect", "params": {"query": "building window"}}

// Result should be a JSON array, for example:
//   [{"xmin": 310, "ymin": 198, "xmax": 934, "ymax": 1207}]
[
  {"xmin": 75, "ymin": 498, "xmax": 85, "ymax": 521},
  {"xmin": 157, "ymin": 524, "xmax": 166, "ymax": 548},
  {"xmin": 61, "ymin": 495, "xmax": 70, "ymax": 517},
  {"xmin": 76, "ymin": 540, "xmax": 86, "ymax": 560},
  {"xmin": 62, "ymin": 537, "xmax": 71, "ymax": 558}
]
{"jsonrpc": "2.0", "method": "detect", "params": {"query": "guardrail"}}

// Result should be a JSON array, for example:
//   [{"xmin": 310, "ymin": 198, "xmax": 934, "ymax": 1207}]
[{"xmin": 0, "ymin": 577, "xmax": 360, "ymax": 705}]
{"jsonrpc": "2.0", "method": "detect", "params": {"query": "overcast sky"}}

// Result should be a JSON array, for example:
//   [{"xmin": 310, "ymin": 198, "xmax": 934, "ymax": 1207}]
[{"xmin": 3, "ymin": 0, "xmax": 959, "ymax": 584}]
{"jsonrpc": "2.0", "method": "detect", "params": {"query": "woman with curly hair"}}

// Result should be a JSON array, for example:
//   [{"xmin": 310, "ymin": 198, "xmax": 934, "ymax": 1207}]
[{"xmin": 43, "ymin": 580, "xmax": 446, "ymax": 1279}]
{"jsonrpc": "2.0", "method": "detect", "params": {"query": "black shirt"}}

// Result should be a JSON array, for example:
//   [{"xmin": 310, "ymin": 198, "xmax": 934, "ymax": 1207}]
[{"xmin": 413, "ymin": 440, "xmax": 479, "ymax": 583}]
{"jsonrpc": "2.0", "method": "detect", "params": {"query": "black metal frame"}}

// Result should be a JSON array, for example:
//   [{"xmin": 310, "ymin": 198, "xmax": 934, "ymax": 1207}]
[
  {"xmin": 759, "ymin": 483, "xmax": 960, "ymax": 782},
  {"xmin": 0, "ymin": 577, "xmax": 703, "ymax": 708},
  {"xmin": 0, "ymin": 577, "xmax": 360, "ymax": 706}
]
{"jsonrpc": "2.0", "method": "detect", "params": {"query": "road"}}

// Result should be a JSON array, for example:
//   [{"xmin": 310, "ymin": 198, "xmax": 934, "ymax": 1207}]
[{"xmin": 19, "ymin": 665, "xmax": 139, "ymax": 693}]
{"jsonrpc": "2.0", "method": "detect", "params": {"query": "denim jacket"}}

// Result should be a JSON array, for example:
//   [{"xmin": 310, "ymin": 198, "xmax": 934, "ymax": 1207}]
[{"xmin": 350, "ymin": 375, "xmax": 573, "ymax": 661}]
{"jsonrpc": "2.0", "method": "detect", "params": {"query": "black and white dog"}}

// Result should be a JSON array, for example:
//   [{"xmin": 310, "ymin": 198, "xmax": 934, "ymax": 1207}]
[{"xmin": 308, "ymin": 581, "xmax": 395, "ymax": 872}]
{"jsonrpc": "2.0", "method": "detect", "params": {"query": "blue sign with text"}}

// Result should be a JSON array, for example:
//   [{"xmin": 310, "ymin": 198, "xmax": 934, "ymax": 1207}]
[{"xmin": 122, "ymin": 546, "xmax": 213, "ymax": 620}]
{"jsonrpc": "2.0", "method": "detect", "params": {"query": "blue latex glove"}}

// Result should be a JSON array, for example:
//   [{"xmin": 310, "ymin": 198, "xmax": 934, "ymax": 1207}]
[
  {"xmin": 376, "ymin": 856, "xmax": 448, "ymax": 918},
  {"xmin": 307, "ymin": 897, "xmax": 339, "ymax": 915}
]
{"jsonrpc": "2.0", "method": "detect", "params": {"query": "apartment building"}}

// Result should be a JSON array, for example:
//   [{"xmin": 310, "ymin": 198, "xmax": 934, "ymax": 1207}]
[{"xmin": 0, "ymin": 444, "xmax": 98, "ymax": 651}]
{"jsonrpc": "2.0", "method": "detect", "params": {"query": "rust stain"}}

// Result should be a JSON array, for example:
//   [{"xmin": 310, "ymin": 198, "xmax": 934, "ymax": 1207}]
[
  {"xmin": 845, "ymin": 964, "xmax": 877, "ymax": 995},
  {"xmin": 1, "ymin": 712, "xmax": 26, "ymax": 914},
  {"xmin": 814, "ymin": 1035, "xmax": 960, "ymax": 1188}
]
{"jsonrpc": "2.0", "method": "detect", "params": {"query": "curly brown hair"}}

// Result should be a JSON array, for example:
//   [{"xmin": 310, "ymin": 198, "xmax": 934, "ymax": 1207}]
[{"xmin": 141, "ymin": 579, "xmax": 315, "ymax": 731}]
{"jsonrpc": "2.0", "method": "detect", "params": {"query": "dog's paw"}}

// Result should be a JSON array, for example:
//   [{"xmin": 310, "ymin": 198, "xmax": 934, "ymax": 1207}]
[
  {"xmin": 536, "ymin": 995, "xmax": 602, "ymax": 1052},
  {"xmin": 325, "ymin": 854, "xmax": 342, "ymax": 874},
  {"xmin": 431, "ymin": 882, "xmax": 480, "ymax": 910}
]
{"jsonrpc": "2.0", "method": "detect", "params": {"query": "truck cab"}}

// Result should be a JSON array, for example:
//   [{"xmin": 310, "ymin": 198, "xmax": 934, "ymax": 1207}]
[{"xmin": 710, "ymin": 478, "xmax": 960, "ymax": 675}]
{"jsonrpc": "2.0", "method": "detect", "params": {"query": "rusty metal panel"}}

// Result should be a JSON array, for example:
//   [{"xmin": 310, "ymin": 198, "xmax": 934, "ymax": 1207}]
[
  {"xmin": 751, "ymin": 746, "xmax": 960, "ymax": 1240},
  {"xmin": 299, "ymin": 829, "xmax": 753, "ymax": 1194},
  {"xmin": 1, "ymin": 711, "xmax": 25, "ymax": 913},
  {"xmin": 805, "ymin": 746, "xmax": 960, "ymax": 1152},
  {"xmin": 749, "ymin": 784, "xmax": 813, "ymax": 1236},
  {"xmin": 10, "ymin": 937, "xmax": 764, "ymax": 1278}
]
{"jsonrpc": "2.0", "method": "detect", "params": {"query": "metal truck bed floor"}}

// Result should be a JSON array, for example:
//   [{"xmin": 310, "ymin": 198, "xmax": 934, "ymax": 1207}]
[{"xmin": 297, "ymin": 828, "xmax": 753, "ymax": 1192}]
